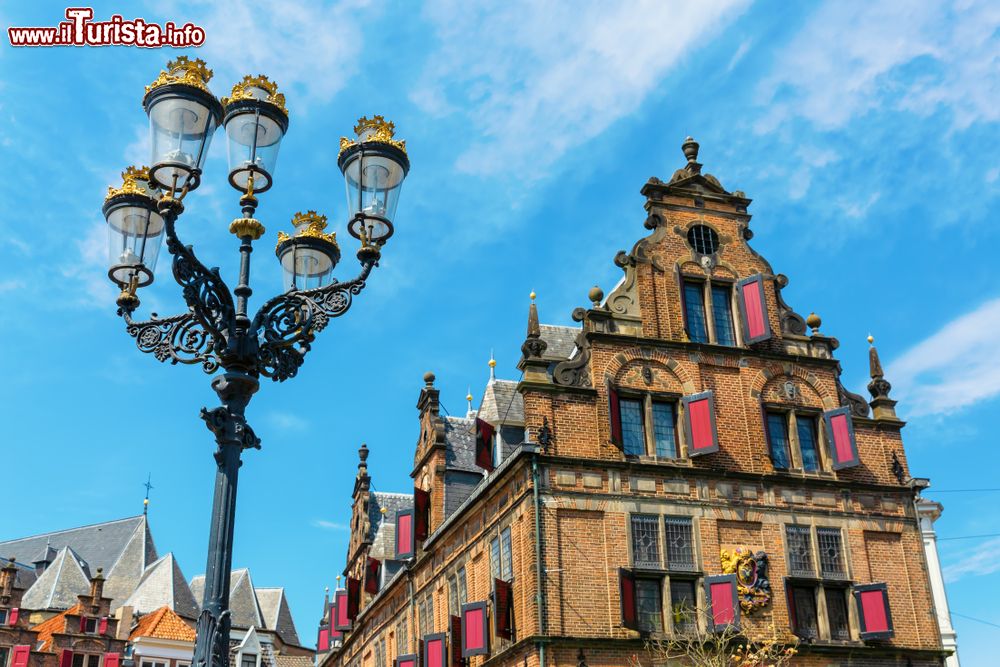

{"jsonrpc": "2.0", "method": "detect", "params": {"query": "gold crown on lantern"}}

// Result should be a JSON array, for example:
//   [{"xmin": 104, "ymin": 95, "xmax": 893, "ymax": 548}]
[{"xmin": 145, "ymin": 56, "xmax": 214, "ymax": 95}]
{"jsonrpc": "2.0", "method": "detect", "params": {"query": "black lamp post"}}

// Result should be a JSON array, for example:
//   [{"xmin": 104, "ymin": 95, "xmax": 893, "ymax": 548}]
[{"xmin": 103, "ymin": 57, "xmax": 409, "ymax": 667}]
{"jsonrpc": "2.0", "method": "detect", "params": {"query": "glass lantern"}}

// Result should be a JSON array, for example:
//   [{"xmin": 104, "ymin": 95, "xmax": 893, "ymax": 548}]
[
  {"xmin": 337, "ymin": 116, "xmax": 409, "ymax": 246},
  {"xmin": 222, "ymin": 75, "xmax": 289, "ymax": 194},
  {"xmin": 275, "ymin": 211, "xmax": 341, "ymax": 291},
  {"xmin": 142, "ymin": 57, "xmax": 223, "ymax": 193},
  {"xmin": 103, "ymin": 166, "xmax": 163, "ymax": 289}
]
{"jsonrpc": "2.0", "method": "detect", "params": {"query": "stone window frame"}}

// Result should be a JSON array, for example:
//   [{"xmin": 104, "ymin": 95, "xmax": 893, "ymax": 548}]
[
  {"xmin": 782, "ymin": 519, "xmax": 861, "ymax": 644},
  {"xmin": 762, "ymin": 404, "xmax": 831, "ymax": 475},
  {"xmin": 678, "ymin": 273, "xmax": 744, "ymax": 348},
  {"xmin": 615, "ymin": 388, "xmax": 687, "ymax": 460}
]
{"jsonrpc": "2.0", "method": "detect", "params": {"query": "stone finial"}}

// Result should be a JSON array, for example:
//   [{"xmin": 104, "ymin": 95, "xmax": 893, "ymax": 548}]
[
  {"xmin": 806, "ymin": 312, "xmax": 822, "ymax": 335},
  {"xmin": 488, "ymin": 352, "xmax": 497, "ymax": 382},
  {"xmin": 358, "ymin": 442, "xmax": 369, "ymax": 467},
  {"xmin": 682, "ymin": 136, "xmax": 699, "ymax": 164},
  {"xmin": 867, "ymin": 336, "xmax": 892, "ymax": 400},
  {"xmin": 423, "ymin": 371, "xmax": 435, "ymax": 385},
  {"xmin": 588, "ymin": 285, "xmax": 604, "ymax": 308},
  {"xmin": 521, "ymin": 293, "xmax": 548, "ymax": 360}
]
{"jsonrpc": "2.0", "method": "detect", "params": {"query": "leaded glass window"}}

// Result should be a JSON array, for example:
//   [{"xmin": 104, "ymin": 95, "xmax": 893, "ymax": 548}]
[
  {"xmin": 374, "ymin": 638, "xmax": 386, "ymax": 667},
  {"xmin": 817, "ymin": 528, "xmax": 845, "ymax": 578},
  {"xmin": 396, "ymin": 618, "xmax": 407, "ymax": 655},
  {"xmin": 500, "ymin": 527, "xmax": 513, "ymax": 581},
  {"xmin": 636, "ymin": 579, "xmax": 664, "ymax": 633},
  {"xmin": 490, "ymin": 536, "xmax": 501, "ymax": 581},
  {"xmin": 786, "ymin": 525, "xmax": 814, "ymax": 575},
  {"xmin": 825, "ymin": 588, "xmax": 850, "ymax": 640},
  {"xmin": 669, "ymin": 579, "xmax": 697, "ymax": 634},
  {"xmin": 797, "ymin": 416, "xmax": 820, "ymax": 472},
  {"xmin": 683, "ymin": 282, "xmax": 709, "ymax": 343},
  {"xmin": 651, "ymin": 402, "xmax": 678, "ymax": 458},
  {"xmin": 630, "ymin": 514, "xmax": 661, "ymax": 568},
  {"xmin": 711, "ymin": 284, "xmax": 736, "ymax": 346},
  {"xmin": 620, "ymin": 398, "xmax": 645, "ymax": 456},
  {"xmin": 766, "ymin": 412, "xmax": 790, "ymax": 470},
  {"xmin": 664, "ymin": 517, "xmax": 695, "ymax": 570},
  {"xmin": 791, "ymin": 586, "xmax": 818, "ymax": 639}
]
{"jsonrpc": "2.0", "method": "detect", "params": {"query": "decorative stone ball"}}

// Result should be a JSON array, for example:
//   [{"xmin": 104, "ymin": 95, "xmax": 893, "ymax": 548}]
[
  {"xmin": 806, "ymin": 312, "xmax": 822, "ymax": 330},
  {"xmin": 588, "ymin": 285, "xmax": 604, "ymax": 305},
  {"xmin": 423, "ymin": 371, "xmax": 435, "ymax": 384}
]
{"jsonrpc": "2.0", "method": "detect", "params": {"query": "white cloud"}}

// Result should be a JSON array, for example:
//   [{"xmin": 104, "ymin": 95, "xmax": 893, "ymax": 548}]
[
  {"xmin": 312, "ymin": 519, "xmax": 348, "ymax": 531},
  {"xmin": 726, "ymin": 39, "xmax": 753, "ymax": 73},
  {"xmin": 887, "ymin": 297, "xmax": 1000, "ymax": 416},
  {"xmin": 943, "ymin": 536, "xmax": 1000, "ymax": 583},
  {"xmin": 0, "ymin": 279, "xmax": 25, "ymax": 293},
  {"xmin": 411, "ymin": 0, "xmax": 751, "ymax": 177},
  {"xmin": 267, "ymin": 411, "xmax": 310, "ymax": 432},
  {"xmin": 61, "ymin": 220, "xmax": 115, "ymax": 308},
  {"xmin": 757, "ymin": 0, "xmax": 1000, "ymax": 132}
]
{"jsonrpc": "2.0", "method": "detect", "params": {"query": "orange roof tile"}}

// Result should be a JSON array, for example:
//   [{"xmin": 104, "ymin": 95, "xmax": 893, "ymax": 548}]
[
  {"xmin": 32, "ymin": 603, "xmax": 82, "ymax": 652},
  {"xmin": 130, "ymin": 606, "xmax": 196, "ymax": 642}
]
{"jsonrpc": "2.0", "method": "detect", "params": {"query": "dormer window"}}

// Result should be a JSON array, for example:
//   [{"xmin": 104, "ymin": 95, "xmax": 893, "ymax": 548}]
[
  {"xmin": 687, "ymin": 224, "xmax": 719, "ymax": 255},
  {"xmin": 82, "ymin": 617, "xmax": 99, "ymax": 634}
]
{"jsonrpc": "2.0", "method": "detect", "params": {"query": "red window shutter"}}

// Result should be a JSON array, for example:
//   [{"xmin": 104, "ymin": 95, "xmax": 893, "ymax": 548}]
[
  {"xmin": 736, "ymin": 274, "xmax": 772, "ymax": 344},
  {"xmin": 423, "ymin": 632, "xmax": 447, "ymax": 667},
  {"xmin": 855, "ymin": 583, "xmax": 894, "ymax": 640},
  {"xmin": 11, "ymin": 646, "xmax": 30, "ymax": 667},
  {"xmin": 103, "ymin": 653, "xmax": 120, "ymax": 667},
  {"xmin": 461, "ymin": 601, "xmax": 489, "ymax": 657},
  {"xmin": 79, "ymin": 616, "xmax": 87, "ymax": 632},
  {"xmin": 333, "ymin": 590, "xmax": 351, "ymax": 632},
  {"xmin": 395, "ymin": 655, "xmax": 417, "ymax": 667},
  {"xmin": 414, "ymin": 487, "xmax": 431, "ymax": 542},
  {"xmin": 493, "ymin": 578, "xmax": 513, "ymax": 640},
  {"xmin": 364, "ymin": 557, "xmax": 381, "ymax": 595},
  {"xmin": 329, "ymin": 606, "xmax": 343, "ymax": 641},
  {"xmin": 60, "ymin": 650, "xmax": 74, "ymax": 667},
  {"xmin": 396, "ymin": 509, "xmax": 415, "ymax": 559},
  {"xmin": 705, "ymin": 574, "xmax": 740, "ymax": 632},
  {"xmin": 475, "ymin": 419, "xmax": 495, "ymax": 472},
  {"xmin": 618, "ymin": 568, "xmax": 638, "ymax": 630},
  {"xmin": 449, "ymin": 615, "xmax": 463, "ymax": 667},
  {"xmin": 346, "ymin": 576, "xmax": 361, "ymax": 620},
  {"xmin": 98, "ymin": 616, "xmax": 108, "ymax": 635},
  {"xmin": 608, "ymin": 382, "xmax": 623, "ymax": 449},
  {"xmin": 317, "ymin": 624, "xmax": 330, "ymax": 651},
  {"xmin": 823, "ymin": 407, "xmax": 860, "ymax": 470},
  {"xmin": 9, "ymin": 607, "xmax": 19, "ymax": 625},
  {"xmin": 682, "ymin": 391, "xmax": 719, "ymax": 456}
]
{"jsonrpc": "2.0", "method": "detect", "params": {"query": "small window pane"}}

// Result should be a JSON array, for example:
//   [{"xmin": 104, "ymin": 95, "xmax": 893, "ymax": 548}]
[
  {"xmin": 631, "ymin": 515, "xmax": 661, "ymax": 568},
  {"xmin": 817, "ymin": 528, "xmax": 846, "ymax": 578},
  {"xmin": 711, "ymin": 285, "xmax": 736, "ymax": 346},
  {"xmin": 826, "ymin": 588, "xmax": 850, "ymax": 640},
  {"xmin": 766, "ymin": 412, "xmax": 790, "ymax": 470},
  {"xmin": 87, "ymin": 657, "xmax": 100, "ymax": 667},
  {"xmin": 448, "ymin": 577, "xmax": 458, "ymax": 616},
  {"xmin": 500, "ymin": 527, "xmax": 513, "ymax": 581},
  {"xmin": 651, "ymin": 402, "xmax": 678, "ymax": 458},
  {"xmin": 636, "ymin": 579, "xmax": 664, "ymax": 633},
  {"xmin": 791, "ymin": 586, "xmax": 818, "ymax": 640},
  {"xmin": 669, "ymin": 579, "xmax": 697, "ymax": 634},
  {"xmin": 664, "ymin": 517, "xmax": 695, "ymax": 571},
  {"xmin": 620, "ymin": 398, "xmax": 645, "ymax": 456},
  {"xmin": 683, "ymin": 282, "xmax": 709, "ymax": 343},
  {"xmin": 73, "ymin": 655, "xmax": 85, "ymax": 667},
  {"xmin": 458, "ymin": 566, "xmax": 467, "ymax": 605},
  {"xmin": 786, "ymin": 525, "xmax": 814, "ymax": 575},
  {"xmin": 797, "ymin": 417, "xmax": 820, "ymax": 472},
  {"xmin": 490, "ymin": 537, "xmax": 501, "ymax": 581}
]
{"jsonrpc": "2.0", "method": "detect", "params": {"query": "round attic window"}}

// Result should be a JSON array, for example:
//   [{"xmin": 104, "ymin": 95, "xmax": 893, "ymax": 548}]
[{"xmin": 687, "ymin": 224, "xmax": 719, "ymax": 255}]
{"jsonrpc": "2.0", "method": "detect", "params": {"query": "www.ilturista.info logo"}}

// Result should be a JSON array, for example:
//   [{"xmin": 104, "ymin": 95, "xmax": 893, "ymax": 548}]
[{"xmin": 8, "ymin": 8, "xmax": 205, "ymax": 47}]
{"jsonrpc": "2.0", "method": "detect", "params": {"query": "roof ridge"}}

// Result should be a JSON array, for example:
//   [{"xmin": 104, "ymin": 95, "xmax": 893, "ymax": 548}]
[
  {"xmin": 0, "ymin": 516, "xmax": 144, "ymax": 544},
  {"xmin": 373, "ymin": 492, "xmax": 413, "ymax": 498}
]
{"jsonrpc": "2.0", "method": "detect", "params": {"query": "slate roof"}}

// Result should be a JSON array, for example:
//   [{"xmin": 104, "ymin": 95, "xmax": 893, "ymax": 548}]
[
  {"xmin": 123, "ymin": 553, "xmax": 199, "ymax": 619},
  {"xmin": 21, "ymin": 547, "xmax": 92, "ymax": 610},
  {"xmin": 32, "ymin": 603, "xmax": 82, "ymax": 651},
  {"xmin": 368, "ymin": 492, "xmax": 413, "ymax": 562},
  {"xmin": 274, "ymin": 656, "xmax": 313, "ymax": 667},
  {"xmin": 539, "ymin": 324, "xmax": 580, "ymax": 361},
  {"xmin": 104, "ymin": 519, "xmax": 158, "ymax": 610},
  {"xmin": 443, "ymin": 416, "xmax": 480, "ymax": 473},
  {"xmin": 0, "ymin": 557, "xmax": 38, "ymax": 590},
  {"xmin": 130, "ymin": 605, "xmax": 196, "ymax": 642},
  {"xmin": 191, "ymin": 569, "xmax": 262, "ymax": 630},
  {"xmin": 478, "ymin": 380, "xmax": 524, "ymax": 425},
  {"xmin": 255, "ymin": 587, "xmax": 301, "ymax": 647}
]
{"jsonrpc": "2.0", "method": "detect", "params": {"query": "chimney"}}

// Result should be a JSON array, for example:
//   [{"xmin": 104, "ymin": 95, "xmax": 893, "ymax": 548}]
[
  {"xmin": 1, "ymin": 557, "xmax": 16, "ymax": 602},
  {"xmin": 90, "ymin": 568, "xmax": 105, "ymax": 607}
]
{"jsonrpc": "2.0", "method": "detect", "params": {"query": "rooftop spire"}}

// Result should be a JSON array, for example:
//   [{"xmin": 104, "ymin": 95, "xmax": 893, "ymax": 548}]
[
  {"xmin": 866, "ymin": 335, "xmax": 899, "ymax": 421},
  {"xmin": 488, "ymin": 350, "xmax": 496, "ymax": 382},
  {"xmin": 143, "ymin": 473, "xmax": 153, "ymax": 515},
  {"xmin": 466, "ymin": 387, "xmax": 474, "ymax": 417},
  {"xmin": 681, "ymin": 136, "xmax": 701, "ymax": 174},
  {"xmin": 521, "ymin": 290, "xmax": 547, "ymax": 359}
]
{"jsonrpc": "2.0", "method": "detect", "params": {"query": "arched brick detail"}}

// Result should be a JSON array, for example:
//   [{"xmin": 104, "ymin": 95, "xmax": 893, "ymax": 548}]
[
  {"xmin": 748, "ymin": 364, "xmax": 836, "ymax": 408},
  {"xmin": 601, "ymin": 347, "xmax": 697, "ymax": 394}
]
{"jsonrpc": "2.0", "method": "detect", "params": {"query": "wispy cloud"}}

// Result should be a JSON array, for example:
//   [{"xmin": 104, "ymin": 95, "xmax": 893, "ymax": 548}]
[
  {"xmin": 944, "ymin": 536, "xmax": 1000, "ymax": 583},
  {"xmin": 411, "ymin": 0, "xmax": 751, "ymax": 177},
  {"xmin": 311, "ymin": 519, "xmax": 348, "ymax": 531},
  {"xmin": 888, "ymin": 297, "xmax": 1000, "ymax": 416},
  {"xmin": 266, "ymin": 412, "xmax": 310, "ymax": 432}
]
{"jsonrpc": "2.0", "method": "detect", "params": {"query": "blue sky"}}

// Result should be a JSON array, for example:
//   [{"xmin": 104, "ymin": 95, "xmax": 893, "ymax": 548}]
[{"xmin": 1, "ymin": 0, "xmax": 998, "ymax": 662}]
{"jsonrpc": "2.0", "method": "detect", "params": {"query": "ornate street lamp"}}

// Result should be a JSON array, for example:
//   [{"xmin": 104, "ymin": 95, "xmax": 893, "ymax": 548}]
[{"xmin": 105, "ymin": 58, "xmax": 409, "ymax": 667}]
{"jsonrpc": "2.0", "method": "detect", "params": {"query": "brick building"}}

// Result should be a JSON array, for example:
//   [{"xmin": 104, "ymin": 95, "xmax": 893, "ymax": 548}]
[{"xmin": 317, "ymin": 138, "xmax": 948, "ymax": 667}]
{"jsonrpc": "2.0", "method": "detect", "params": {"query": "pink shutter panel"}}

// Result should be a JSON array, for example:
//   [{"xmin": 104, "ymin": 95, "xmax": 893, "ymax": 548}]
[
  {"xmin": 618, "ymin": 568, "xmax": 638, "ymax": 630},
  {"xmin": 98, "ymin": 616, "xmax": 108, "ymax": 635},
  {"xmin": 475, "ymin": 419, "xmax": 495, "ymax": 472},
  {"xmin": 682, "ymin": 391, "xmax": 719, "ymax": 456},
  {"xmin": 60, "ymin": 650, "xmax": 74, "ymax": 667},
  {"xmin": 704, "ymin": 574, "xmax": 740, "ymax": 632},
  {"xmin": 333, "ymin": 589, "xmax": 351, "ymax": 632},
  {"xmin": 9, "ymin": 607, "xmax": 19, "ymax": 625},
  {"xmin": 11, "ymin": 646, "xmax": 31, "ymax": 667},
  {"xmin": 608, "ymin": 382, "xmax": 623, "ymax": 449},
  {"xmin": 329, "ymin": 605, "xmax": 343, "ymax": 642},
  {"xmin": 855, "ymin": 583, "xmax": 894, "ymax": 640},
  {"xmin": 396, "ymin": 508, "xmax": 415, "ymax": 559},
  {"xmin": 736, "ymin": 274, "xmax": 772, "ymax": 344},
  {"xmin": 79, "ymin": 616, "xmax": 87, "ymax": 632},
  {"xmin": 103, "ymin": 653, "xmax": 120, "ymax": 667},
  {"xmin": 423, "ymin": 632, "xmax": 447, "ymax": 667},
  {"xmin": 823, "ymin": 407, "xmax": 860, "ymax": 469},
  {"xmin": 395, "ymin": 655, "xmax": 417, "ymax": 667},
  {"xmin": 317, "ymin": 623, "xmax": 330, "ymax": 651},
  {"xmin": 461, "ymin": 601, "xmax": 489, "ymax": 658}
]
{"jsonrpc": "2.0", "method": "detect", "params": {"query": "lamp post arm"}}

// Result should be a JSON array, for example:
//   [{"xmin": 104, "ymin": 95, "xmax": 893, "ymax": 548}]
[
  {"xmin": 121, "ymin": 310, "xmax": 223, "ymax": 374},
  {"xmin": 160, "ymin": 198, "xmax": 237, "ymax": 344},
  {"xmin": 251, "ymin": 257, "xmax": 377, "ymax": 382}
]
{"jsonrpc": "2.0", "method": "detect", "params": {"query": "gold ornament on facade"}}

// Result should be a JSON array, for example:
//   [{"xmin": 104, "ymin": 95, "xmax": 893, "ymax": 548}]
[
  {"xmin": 275, "ymin": 210, "xmax": 338, "ymax": 253},
  {"xmin": 105, "ymin": 166, "xmax": 158, "ymax": 201},
  {"xmin": 145, "ymin": 56, "xmax": 214, "ymax": 95},
  {"xmin": 720, "ymin": 547, "xmax": 772, "ymax": 613},
  {"xmin": 339, "ymin": 115, "xmax": 407, "ymax": 157},
  {"xmin": 221, "ymin": 75, "xmax": 289, "ymax": 117}
]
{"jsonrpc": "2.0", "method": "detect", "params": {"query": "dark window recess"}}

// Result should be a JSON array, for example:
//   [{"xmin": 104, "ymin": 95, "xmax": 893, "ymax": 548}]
[
  {"xmin": 710, "ymin": 284, "xmax": 736, "ymax": 346},
  {"xmin": 797, "ymin": 416, "xmax": 820, "ymax": 472},
  {"xmin": 786, "ymin": 526, "xmax": 814, "ymax": 576},
  {"xmin": 790, "ymin": 586, "xmax": 818, "ymax": 640},
  {"xmin": 241, "ymin": 655, "xmax": 256, "ymax": 667},
  {"xmin": 687, "ymin": 225, "xmax": 719, "ymax": 255},
  {"xmin": 635, "ymin": 578, "xmax": 664, "ymax": 633},
  {"xmin": 664, "ymin": 518, "xmax": 696, "ymax": 571},
  {"xmin": 651, "ymin": 402, "xmax": 678, "ymax": 458},
  {"xmin": 826, "ymin": 588, "xmax": 851, "ymax": 640},
  {"xmin": 619, "ymin": 398, "xmax": 645, "ymax": 456},
  {"xmin": 0, "ymin": 609, "xmax": 7, "ymax": 624},
  {"xmin": 630, "ymin": 515, "xmax": 661, "ymax": 568},
  {"xmin": 669, "ymin": 579, "xmax": 697, "ymax": 634},
  {"xmin": 817, "ymin": 528, "xmax": 846, "ymax": 578},
  {"xmin": 766, "ymin": 412, "xmax": 791, "ymax": 470},
  {"xmin": 683, "ymin": 282, "xmax": 709, "ymax": 343}
]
